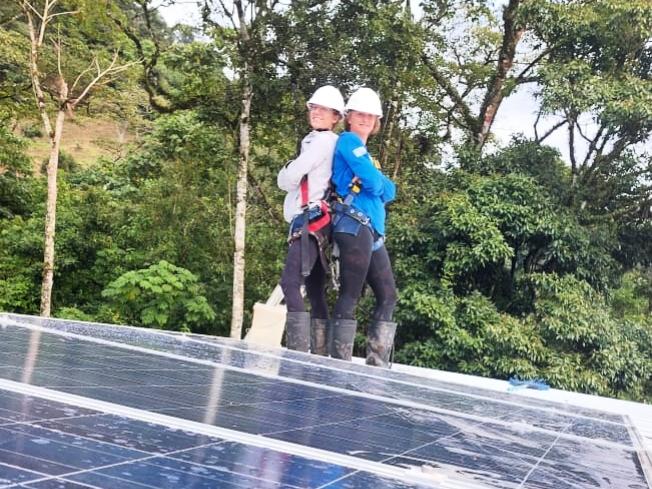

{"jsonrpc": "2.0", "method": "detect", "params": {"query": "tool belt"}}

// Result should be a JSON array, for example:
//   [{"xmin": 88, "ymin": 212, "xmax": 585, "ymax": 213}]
[
  {"xmin": 288, "ymin": 202, "xmax": 331, "ymax": 242},
  {"xmin": 332, "ymin": 202, "xmax": 385, "ymax": 251},
  {"xmin": 288, "ymin": 202, "xmax": 331, "ymax": 275},
  {"xmin": 332, "ymin": 201, "xmax": 370, "ymax": 227}
]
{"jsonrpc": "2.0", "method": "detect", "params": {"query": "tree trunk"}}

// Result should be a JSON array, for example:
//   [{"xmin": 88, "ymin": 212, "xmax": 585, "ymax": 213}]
[
  {"xmin": 40, "ymin": 107, "xmax": 66, "ymax": 316},
  {"xmin": 474, "ymin": 0, "xmax": 526, "ymax": 149},
  {"xmin": 230, "ymin": 67, "xmax": 252, "ymax": 339},
  {"xmin": 380, "ymin": 88, "xmax": 400, "ymax": 169}
]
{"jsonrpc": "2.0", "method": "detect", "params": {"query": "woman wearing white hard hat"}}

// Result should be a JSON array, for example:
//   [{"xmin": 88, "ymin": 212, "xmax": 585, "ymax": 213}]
[
  {"xmin": 277, "ymin": 85, "xmax": 344, "ymax": 354},
  {"xmin": 330, "ymin": 87, "xmax": 398, "ymax": 367}
]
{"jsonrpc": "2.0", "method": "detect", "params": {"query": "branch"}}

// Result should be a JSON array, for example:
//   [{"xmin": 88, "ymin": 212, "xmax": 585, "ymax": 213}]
[
  {"xmin": 22, "ymin": 1, "xmax": 44, "ymax": 21},
  {"xmin": 421, "ymin": 54, "xmax": 477, "ymax": 133},
  {"xmin": 575, "ymin": 120, "xmax": 594, "ymax": 145},
  {"xmin": 71, "ymin": 53, "xmax": 140, "ymax": 109},
  {"xmin": 53, "ymin": 39, "xmax": 63, "ymax": 81},
  {"xmin": 595, "ymin": 127, "xmax": 615, "ymax": 159},
  {"xmin": 513, "ymin": 47, "xmax": 552, "ymax": 85},
  {"xmin": 536, "ymin": 119, "xmax": 567, "ymax": 144},
  {"xmin": 533, "ymin": 106, "xmax": 542, "ymax": 141},
  {"xmin": 234, "ymin": 0, "xmax": 250, "ymax": 43},
  {"xmin": 107, "ymin": 5, "xmax": 173, "ymax": 112},
  {"xmin": 217, "ymin": 0, "xmax": 238, "ymax": 30},
  {"xmin": 22, "ymin": 2, "xmax": 53, "ymax": 137},
  {"xmin": 592, "ymin": 133, "xmax": 636, "ymax": 170},
  {"xmin": 47, "ymin": 10, "xmax": 79, "ymax": 19},
  {"xmin": 581, "ymin": 123, "xmax": 606, "ymax": 168},
  {"xmin": 70, "ymin": 59, "xmax": 96, "ymax": 93},
  {"xmin": 567, "ymin": 112, "xmax": 578, "ymax": 178}
]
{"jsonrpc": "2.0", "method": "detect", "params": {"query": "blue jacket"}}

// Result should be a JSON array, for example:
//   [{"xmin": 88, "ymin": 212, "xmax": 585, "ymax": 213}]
[{"xmin": 332, "ymin": 131, "xmax": 396, "ymax": 235}]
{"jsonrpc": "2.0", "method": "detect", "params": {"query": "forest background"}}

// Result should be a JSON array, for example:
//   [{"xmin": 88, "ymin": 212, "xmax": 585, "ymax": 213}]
[{"xmin": 1, "ymin": 0, "xmax": 651, "ymax": 401}]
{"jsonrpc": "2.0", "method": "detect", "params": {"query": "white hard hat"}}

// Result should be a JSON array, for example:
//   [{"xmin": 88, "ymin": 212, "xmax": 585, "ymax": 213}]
[
  {"xmin": 345, "ymin": 87, "xmax": 383, "ymax": 118},
  {"xmin": 306, "ymin": 85, "xmax": 345, "ymax": 115}
]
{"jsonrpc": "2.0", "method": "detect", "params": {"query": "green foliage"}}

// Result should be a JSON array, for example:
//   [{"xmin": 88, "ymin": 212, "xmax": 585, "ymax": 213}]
[
  {"xmin": 0, "ymin": 125, "xmax": 34, "ymax": 219},
  {"xmin": 55, "ymin": 306, "xmax": 95, "ymax": 322},
  {"xmin": 21, "ymin": 124, "xmax": 43, "ymax": 138},
  {"xmin": 527, "ymin": 0, "xmax": 652, "ymax": 162},
  {"xmin": 610, "ymin": 268, "xmax": 652, "ymax": 321},
  {"xmin": 529, "ymin": 273, "xmax": 609, "ymax": 350},
  {"xmin": 392, "ymin": 142, "xmax": 649, "ymax": 400},
  {"xmin": 102, "ymin": 260, "xmax": 215, "ymax": 332},
  {"xmin": 397, "ymin": 276, "xmax": 650, "ymax": 400},
  {"xmin": 392, "ymin": 164, "xmax": 619, "ymax": 305},
  {"xmin": 470, "ymin": 137, "xmax": 571, "ymax": 204},
  {"xmin": 0, "ymin": 214, "xmax": 43, "ymax": 314},
  {"xmin": 0, "ymin": 24, "xmax": 31, "ymax": 118},
  {"xmin": 40, "ymin": 151, "xmax": 78, "ymax": 174}
]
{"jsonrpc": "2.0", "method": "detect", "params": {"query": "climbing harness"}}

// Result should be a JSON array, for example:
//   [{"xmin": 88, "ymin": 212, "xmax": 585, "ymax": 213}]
[{"xmin": 289, "ymin": 175, "xmax": 332, "ymax": 277}]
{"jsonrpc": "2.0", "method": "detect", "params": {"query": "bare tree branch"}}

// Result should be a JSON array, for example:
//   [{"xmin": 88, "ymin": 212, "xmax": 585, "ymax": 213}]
[
  {"xmin": 421, "ymin": 54, "xmax": 477, "ymax": 133},
  {"xmin": 70, "ymin": 59, "xmax": 96, "ymax": 93},
  {"xmin": 533, "ymin": 106, "xmax": 542, "ymax": 141},
  {"xmin": 22, "ymin": 1, "xmax": 43, "ymax": 21},
  {"xmin": 536, "ymin": 119, "xmax": 567, "ymax": 144},
  {"xmin": 575, "ymin": 120, "xmax": 594, "ymax": 145},
  {"xmin": 22, "ymin": 2, "xmax": 53, "ymax": 136},
  {"xmin": 53, "ymin": 39, "xmax": 63, "ymax": 81},
  {"xmin": 48, "ymin": 10, "xmax": 79, "ymax": 19},
  {"xmin": 71, "ymin": 53, "xmax": 139, "ymax": 109},
  {"xmin": 217, "ymin": 0, "xmax": 238, "ymax": 29},
  {"xmin": 513, "ymin": 47, "xmax": 551, "ymax": 85},
  {"xmin": 581, "ymin": 123, "xmax": 606, "ymax": 168}
]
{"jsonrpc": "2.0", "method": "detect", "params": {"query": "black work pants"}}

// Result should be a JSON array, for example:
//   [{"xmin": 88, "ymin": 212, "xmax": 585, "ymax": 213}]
[
  {"xmin": 333, "ymin": 225, "xmax": 397, "ymax": 321},
  {"xmin": 280, "ymin": 235, "xmax": 329, "ymax": 319}
]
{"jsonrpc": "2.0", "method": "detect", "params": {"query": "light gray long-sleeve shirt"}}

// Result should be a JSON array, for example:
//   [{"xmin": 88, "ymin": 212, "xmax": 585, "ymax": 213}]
[{"xmin": 277, "ymin": 130, "xmax": 338, "ymax": 223}]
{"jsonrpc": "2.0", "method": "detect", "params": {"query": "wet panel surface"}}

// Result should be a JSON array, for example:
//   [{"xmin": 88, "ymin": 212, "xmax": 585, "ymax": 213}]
[{"xmin": 0, "ymin": 313, "xmax": 649, "ymax": 489}]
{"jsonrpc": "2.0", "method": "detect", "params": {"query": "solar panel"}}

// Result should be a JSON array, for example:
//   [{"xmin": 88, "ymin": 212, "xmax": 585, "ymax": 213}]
[{"xmin": 0, "ymin": 312, "xmax": 650, "ymax": 489}]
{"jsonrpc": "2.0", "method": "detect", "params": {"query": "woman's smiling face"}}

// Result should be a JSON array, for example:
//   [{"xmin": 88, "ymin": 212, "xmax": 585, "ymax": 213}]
[
  {"xmin": 308, "ymin": 104, "xmax": 340, "ymax": 130},
  {"xmin": 346, "ymin": 110, "xmax": 379, "ymax": 141}
]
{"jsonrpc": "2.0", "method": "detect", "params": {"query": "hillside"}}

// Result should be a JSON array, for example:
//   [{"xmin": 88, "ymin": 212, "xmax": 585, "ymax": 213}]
[{"xmin": 20, "ymin": 118, "xmax": 138, "ymax": 171}]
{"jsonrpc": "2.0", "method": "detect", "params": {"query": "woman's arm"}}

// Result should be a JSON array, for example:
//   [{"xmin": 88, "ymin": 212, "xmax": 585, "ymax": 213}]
[
  {"xmin": 337, "ymin": 133, "xmax": 384, "ymax": 196},
  {"xmin": 277, "ymin": 132, "xmax": 335, "ymax": 191},
  {"xmin": 380, "ymin": 174, "xmax": 396, "ymax": 203}
]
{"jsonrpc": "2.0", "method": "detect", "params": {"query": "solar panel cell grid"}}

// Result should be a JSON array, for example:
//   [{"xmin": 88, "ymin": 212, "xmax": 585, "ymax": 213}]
[{"xmin": 0, "ymin": 313, "xmax": 649, "ymax": 489}]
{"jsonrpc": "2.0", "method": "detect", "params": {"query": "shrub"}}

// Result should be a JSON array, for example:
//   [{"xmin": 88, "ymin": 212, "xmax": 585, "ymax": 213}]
[{"xmin": 101, "ymin": 260, "xmax": 216, "ymax": 332}]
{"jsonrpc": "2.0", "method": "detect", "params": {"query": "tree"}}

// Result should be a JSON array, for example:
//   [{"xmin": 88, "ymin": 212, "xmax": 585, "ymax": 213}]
[
  {"xmin": 419, "ymin": 0, "xmax": 535, "ymax": 152},
  {"xmin": 202, "ymin": 0, "xmax": 281, "ymax": 339},
  {"xmin": 527, "ymin": 0, "xmax": 652, "ymax": 201},
  {"xmin": 108, "ymin": 0, "xmax": 178, "ymax": 113},
  {"xmin": 17, "ymin": 0, "xmax": 136, "ymax": 316}
]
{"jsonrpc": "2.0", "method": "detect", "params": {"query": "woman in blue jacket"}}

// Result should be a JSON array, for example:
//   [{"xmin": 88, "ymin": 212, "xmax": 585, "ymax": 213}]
[{"xmin": 330, "ymin": 87, "xmax": 398, "ymax": 367}]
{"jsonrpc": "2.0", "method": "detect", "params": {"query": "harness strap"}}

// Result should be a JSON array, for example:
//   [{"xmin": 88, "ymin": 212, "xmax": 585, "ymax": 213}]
[
  {"xmin": 300, "ymin": 176, "xmax": 311, "ymax": 277},
  {"xmin": 300, "ymin": 174, "xmax": 309, "ymax": 206}
]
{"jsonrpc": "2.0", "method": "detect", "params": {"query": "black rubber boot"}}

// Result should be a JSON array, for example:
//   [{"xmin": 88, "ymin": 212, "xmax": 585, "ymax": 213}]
[
  {"xmin": 330, "ymin": 318, "xmax": 357, "ymax": 361},
  {"xmin": 310, "ymin": 318, "xmax": 329, "ymax": 356},
  {"xmin": 285, "ymin": 311, "xmax": 310, "ymax": 352},
  {"xmin": 366, "ymin": 320, "xmax": 397, "ymax": 368}
]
